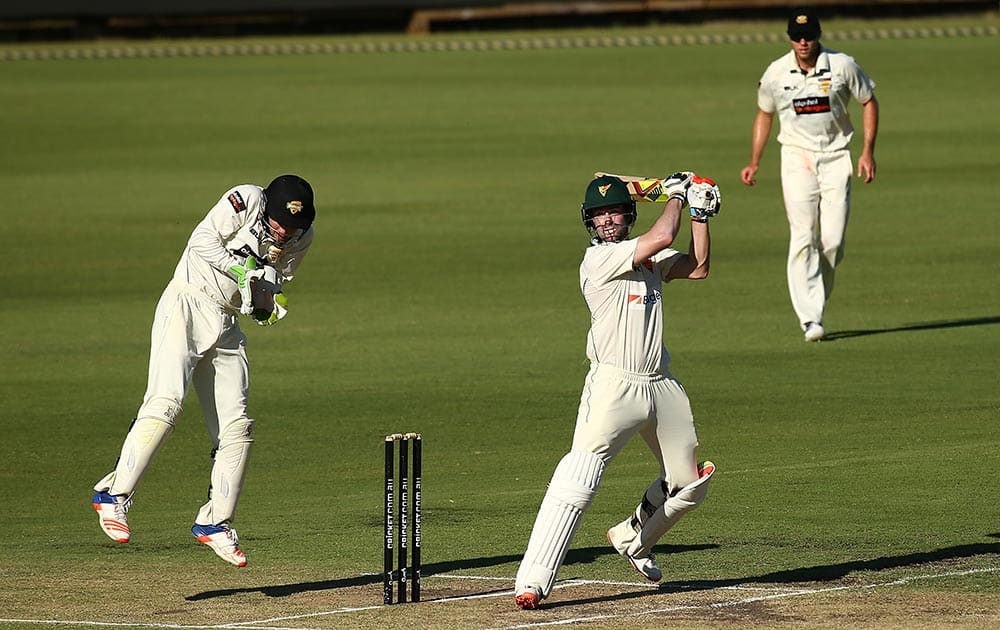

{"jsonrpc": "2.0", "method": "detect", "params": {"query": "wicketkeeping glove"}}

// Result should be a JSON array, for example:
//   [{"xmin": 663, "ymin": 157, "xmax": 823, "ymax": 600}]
[
  {"xmin": 229, "ymin": 257, "xmax": 264, "ymax": 316},
  {"xmin": 663, "ymin": 171, "xmax": 695, "ymax": 205},
  {"xmin": 252, "ymin": 293, "xmax": 289, "ymax": 326},
  {"xmin": 687, "ymin": 176, "xmax": 722, "ymax": 222},
  {"xmin": 257, "ymin": 264, "xmax": 282, "ymax": 295}
]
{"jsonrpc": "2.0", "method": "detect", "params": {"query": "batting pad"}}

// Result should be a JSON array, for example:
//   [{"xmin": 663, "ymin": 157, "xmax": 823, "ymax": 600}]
[
  {"xmin": 515, "ymin": 450, "xmax": 605, "ymax": 598},
  {"xmin": 94, "ymin": 417, "xmax": 174, "ymax": 496},
  {"xmin": 196, "ymin": 418, "xmax": 254, "ymax": 525},
  {"xmin": 626, "ymin": 461, "xmax": 715, "ymax": 558}
]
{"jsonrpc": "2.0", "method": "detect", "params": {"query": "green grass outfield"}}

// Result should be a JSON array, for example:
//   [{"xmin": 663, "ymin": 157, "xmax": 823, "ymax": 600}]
[{"xmin": 1, "ymin": 13, "xmax": 998, "ymax": 629}]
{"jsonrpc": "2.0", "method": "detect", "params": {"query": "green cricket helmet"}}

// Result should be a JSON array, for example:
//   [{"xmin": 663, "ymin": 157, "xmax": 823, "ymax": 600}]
[{"xmin": 581, "ymin": 175, "xmax": 636, "ymax": 241}]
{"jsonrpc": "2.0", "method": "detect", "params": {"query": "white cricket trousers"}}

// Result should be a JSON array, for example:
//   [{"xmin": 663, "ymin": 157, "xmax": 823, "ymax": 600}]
[
  {"xmin": 573, "ymin": 364, "xmax": 700, "ymax": 489},
  {"xmin": 514, "ymin": 364, "xmax": 701, "ymax": 596},
  {"xmin": 780, "ymin": 144, "xmax": 853, "ymax": 328}
]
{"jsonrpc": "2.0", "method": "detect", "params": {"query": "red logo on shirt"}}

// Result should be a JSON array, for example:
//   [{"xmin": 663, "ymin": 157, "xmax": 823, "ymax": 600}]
[{"xmin": 228, "ymin": 191, "xmax": 247, "ymax": 213}]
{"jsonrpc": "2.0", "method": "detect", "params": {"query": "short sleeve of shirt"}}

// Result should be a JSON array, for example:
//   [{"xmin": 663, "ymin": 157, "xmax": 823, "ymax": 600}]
[
  {"xmin": 186, "ymin": 185, "xmax": 261, "ymax": 273},
  {"xmin": 757, "ymin": 68, "xmax": 777, "ymax": 114},
  {"xmin": 581, "ymin": 240, "xmax": 639, "ymax": 285},
  {"xmin": 843, "ymin": 56, "xmax": 876, "ymax": 103},
  {"xmin": 650, "ymin": 248, "xmax": 683, "ymax": 281}
]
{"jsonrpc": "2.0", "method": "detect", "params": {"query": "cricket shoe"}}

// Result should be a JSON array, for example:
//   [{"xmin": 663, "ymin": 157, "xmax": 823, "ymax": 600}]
[
  {"xmin": 192, "ymin": 523, "xmax": 248, "ymax": 567},
  {"xmin": 803, "ymin": 322, "xmax": 826, "ymax": 342},
  {"xmin": 606, "ymin": 518, "xmax": 662, "ymax": 582},
  {"xmin": 92, "ymin": 491, "xmax": 131, "ymax": 544},
  {"xmin": 514, "ymin": 586, "xmax": 541, "ymax": 610}
]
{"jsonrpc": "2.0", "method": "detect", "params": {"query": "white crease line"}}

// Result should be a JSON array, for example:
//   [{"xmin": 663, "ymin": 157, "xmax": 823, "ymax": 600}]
[
  {"xmin": 434, "ymin": 573, "xmax": 512, "ymax": 581},
  {"xmin": 4, "ymin": 566, "xmax": 995, "ymax": 630},
  {"xmin": 485, "ymin": 566, "xmax": 1000, "ymax": 629},
  {"xmin": 233, "ymin": 604, "xmax": 383, "ymax": 625}
]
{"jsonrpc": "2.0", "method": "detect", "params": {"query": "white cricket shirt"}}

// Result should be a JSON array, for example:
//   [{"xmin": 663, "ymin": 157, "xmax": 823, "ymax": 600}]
[
  {"xmin": 580, "ymin": 239, "xmax": 682, "ymax": 375},
  {"xmin": 757, "ymin": 46, "xmax": 876, "ymax": 152},
  {"xmin": 171, "ymin": 184, "xmax": 313, "ymax": 311}
]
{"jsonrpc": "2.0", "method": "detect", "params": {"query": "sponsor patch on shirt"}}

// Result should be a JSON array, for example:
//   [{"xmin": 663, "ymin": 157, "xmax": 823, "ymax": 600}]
[
  {"xmin": 231, "ymin": 244, "xmax": 265, "ymax": 266},
  {"xmin": 228, "ymin": 190, "xmax": 247, "ymax": 213},
  {"xmin": 793, "ymin": 96, "xmax": 831, "ymax": 115},
  {"xmin": 628, "ymin": 291, "xmax": 661, "ymax": 308}
]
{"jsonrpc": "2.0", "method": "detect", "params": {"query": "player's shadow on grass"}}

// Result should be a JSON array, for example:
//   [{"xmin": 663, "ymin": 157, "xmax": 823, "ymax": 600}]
[
  {"xmin": 185, "ymin": 553, "xmax": 526, "ymax": 600},
  {"xmin": 565, "ymin": 542, "xmax": 718, "ymax": 567},
  {"xmin": 543, "ymin": 539, "xmax": 1000, "ymax": 610},
  {"xmin": 184, "ymin": 543, "xmax": 712, "ymax": 601},
  {"xmin": 824, "ymin": 315, "xmax": 1000, "ymax": 341},
  {"xmin": 186, "ymin": 539, "xmax": 1000, "ymax": 603}
]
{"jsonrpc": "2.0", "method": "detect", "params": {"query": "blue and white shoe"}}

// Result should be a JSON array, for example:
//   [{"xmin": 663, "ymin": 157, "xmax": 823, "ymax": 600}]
[
  {"xmin": 92, "ymin": 491, "xmax": 131, "ymax": 544},
  {"xmin": 192, "ymin": 523, "xmax": 247, "ymax": 567}
]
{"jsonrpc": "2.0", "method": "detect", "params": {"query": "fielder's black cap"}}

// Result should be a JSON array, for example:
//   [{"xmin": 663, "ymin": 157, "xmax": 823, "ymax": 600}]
[
  {"xmin": 787, "ymin": 8, "xmax": 821, "ymax": 41},
  {"xmin": 264, "ymin": 174, "xmax": 315, "ymax": 230}
]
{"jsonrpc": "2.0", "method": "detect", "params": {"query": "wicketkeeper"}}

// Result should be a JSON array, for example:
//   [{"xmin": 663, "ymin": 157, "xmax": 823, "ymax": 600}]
[
  {"xmin": 91, "ymin": 174, "xmax": 315, "ymax": 566},
  {"xmin": 514, "ymin": 172, "xmax": 719, "ymax": 609}
]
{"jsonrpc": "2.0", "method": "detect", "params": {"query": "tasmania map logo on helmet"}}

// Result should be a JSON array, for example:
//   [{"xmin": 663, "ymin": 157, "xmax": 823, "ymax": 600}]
[{"xmin": 581, "ymin": 175, "xmax": 637, "ymax": 243}]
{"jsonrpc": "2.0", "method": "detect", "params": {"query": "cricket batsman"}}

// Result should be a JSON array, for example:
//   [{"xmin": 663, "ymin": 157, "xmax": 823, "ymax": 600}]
[
  {"xmin": 514, "ymin": 173, "xmax": 719, "ymax": 609},
  {"xmin": 91, "ymin": 174, "xmax": 315, "ymax": 566}
]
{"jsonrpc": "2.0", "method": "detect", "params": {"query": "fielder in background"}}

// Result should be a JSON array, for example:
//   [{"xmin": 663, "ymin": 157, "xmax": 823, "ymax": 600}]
[
  {"xmin": 514, "ymin": 172, "xmax": 720, "ymax": 609},
  {"xmin": 740, "ymin": 8, "xmax": 879, "ymax": 342},
  {"xmin": 91, "ymin": 175, "xmax": 316, "ymax": 567}
]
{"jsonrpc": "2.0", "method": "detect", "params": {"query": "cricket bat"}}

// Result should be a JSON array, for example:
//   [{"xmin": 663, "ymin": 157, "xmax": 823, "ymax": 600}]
[{"xmin": 595, "ymin": 171, "xmax": 690, "ymax": 204}]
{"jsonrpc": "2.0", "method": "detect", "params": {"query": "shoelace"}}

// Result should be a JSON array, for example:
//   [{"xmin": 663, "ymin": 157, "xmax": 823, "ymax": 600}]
[
  {"xmin": 113, "ymin": 494, "xmax": 133, "ymax": 519},
  {"xmin": 214, "ymin": 525, "xmax": 240, "ymax": 546}
]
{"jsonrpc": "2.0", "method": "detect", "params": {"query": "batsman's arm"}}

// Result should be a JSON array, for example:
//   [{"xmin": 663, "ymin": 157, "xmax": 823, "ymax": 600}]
[
  {"xmin": 665, "ymin": 218, "xmax": 710, "ymax": 280},
  {"xmin": 633, "ymin": 197, "xmax": 683, "ymax": 266}
]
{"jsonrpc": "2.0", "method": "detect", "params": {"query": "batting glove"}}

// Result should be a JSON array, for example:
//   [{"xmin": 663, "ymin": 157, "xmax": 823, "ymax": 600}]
[
  {"xmin": 687, "ymin": 176, "xmax": 721, "ymax": 222},
  {"xmin": 229, "ymin": 257, "xmax": 264, "ymax": 316},
  {"xmin": 663, "ymin": 171, "xmax": 695, "ymax": 205},
  {"xmin": 253, "ymin": 293, "xmax": 289, "ymax": 326}
]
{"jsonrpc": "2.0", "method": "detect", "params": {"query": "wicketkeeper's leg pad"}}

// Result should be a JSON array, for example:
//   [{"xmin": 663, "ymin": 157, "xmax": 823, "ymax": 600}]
[
  {"xmin": 196, "ymin": 417, "xmax": 255, "ymax": 525},
  {"xmin": 94, "ymin": 417, "xmax": 175, "ymax": 496},
  {"xmin": 515, "ymin": 450, "xmax": 605, "ymax": 599},
  {"xmin": 625, "ymin": 461, "xmax": 715, "ymax": 558}
]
